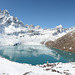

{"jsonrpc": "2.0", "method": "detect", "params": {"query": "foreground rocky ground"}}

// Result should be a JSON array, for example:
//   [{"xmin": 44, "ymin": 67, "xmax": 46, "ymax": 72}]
[
  {"xmin": 0, "ymin": 57, "xmax": 75, "ymax": 75},
  {"xmin": 45, "ymin": 31, "xmax": 75, "ymax": 53}
]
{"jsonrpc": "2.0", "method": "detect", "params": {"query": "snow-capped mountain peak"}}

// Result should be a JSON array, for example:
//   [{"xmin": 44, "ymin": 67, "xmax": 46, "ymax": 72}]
[{"xmin": 56, "ymin": 24, "xmax": 62, "ymax": 28}]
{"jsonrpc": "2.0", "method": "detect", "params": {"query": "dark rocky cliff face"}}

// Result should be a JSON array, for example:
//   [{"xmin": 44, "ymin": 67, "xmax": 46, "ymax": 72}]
[{"xmin": 45, "ymin": 31, "xmax": 75, "ymax": 53}]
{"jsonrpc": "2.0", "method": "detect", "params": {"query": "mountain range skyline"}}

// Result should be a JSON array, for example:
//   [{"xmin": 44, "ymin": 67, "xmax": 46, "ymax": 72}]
[{"xmin": 0, "ymin": 0, "xmax": 75, "ymax": 28}]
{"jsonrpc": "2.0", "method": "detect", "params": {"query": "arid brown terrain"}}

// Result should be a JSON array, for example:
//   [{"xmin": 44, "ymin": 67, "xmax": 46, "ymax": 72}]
[{"xmin": 45, "ymin": 31, "xmax": 75, "ymax": 53}]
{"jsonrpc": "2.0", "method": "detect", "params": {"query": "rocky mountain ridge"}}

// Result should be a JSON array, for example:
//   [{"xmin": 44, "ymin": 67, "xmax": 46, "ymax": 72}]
[{"xmin": 45, "ymin": 31, "xmax": 75, "ymax": 53}]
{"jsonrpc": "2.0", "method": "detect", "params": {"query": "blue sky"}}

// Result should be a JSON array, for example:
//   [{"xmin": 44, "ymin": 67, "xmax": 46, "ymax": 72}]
[{"xmin": 0, "ymin": 0, "xmax": 75, "ymax": 28}]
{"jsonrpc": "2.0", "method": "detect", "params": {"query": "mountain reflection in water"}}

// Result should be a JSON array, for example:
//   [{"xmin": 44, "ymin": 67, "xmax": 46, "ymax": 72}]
[
  {"xmin": 48, "ymin": 47, "xmax": 75, "ymax": 62},
  {"xmin": 0, "ymin": 45, "xmax": 74, "ymax": 65}
]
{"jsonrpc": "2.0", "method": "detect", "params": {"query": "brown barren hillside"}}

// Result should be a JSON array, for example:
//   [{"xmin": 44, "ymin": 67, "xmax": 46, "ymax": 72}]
[{"xmin": 45, "ymin": 31, "xmax": 75, "ymax": 53}]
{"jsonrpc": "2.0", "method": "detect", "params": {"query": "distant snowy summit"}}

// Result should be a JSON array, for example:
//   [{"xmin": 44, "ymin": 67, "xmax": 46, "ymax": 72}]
[{"xmin": 0, "ymin": 10, "xmax": 75, "ymax": 46}]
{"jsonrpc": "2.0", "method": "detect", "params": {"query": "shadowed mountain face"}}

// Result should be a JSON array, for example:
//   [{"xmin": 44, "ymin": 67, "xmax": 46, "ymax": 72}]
[{"xmin": 45, "ymin": 31, "xmax": 75, "ymax": 53}]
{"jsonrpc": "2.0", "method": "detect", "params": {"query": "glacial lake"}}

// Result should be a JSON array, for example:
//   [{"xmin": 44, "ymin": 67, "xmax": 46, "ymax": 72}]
[{"xmin": 0, "ymin": 45, "xmax": 75, "ymax": 65}]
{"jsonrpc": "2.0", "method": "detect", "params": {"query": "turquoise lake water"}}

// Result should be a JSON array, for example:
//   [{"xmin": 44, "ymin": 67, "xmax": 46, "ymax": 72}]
[{"xmin": 0, "ymin": 45, "xmax": 75, "ymax": 65}]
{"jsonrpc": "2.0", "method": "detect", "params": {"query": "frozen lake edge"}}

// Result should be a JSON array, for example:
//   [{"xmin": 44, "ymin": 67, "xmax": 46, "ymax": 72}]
[{"xmin": 0, "ymin": 56, "xmax": 75, "ymax": 75}]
